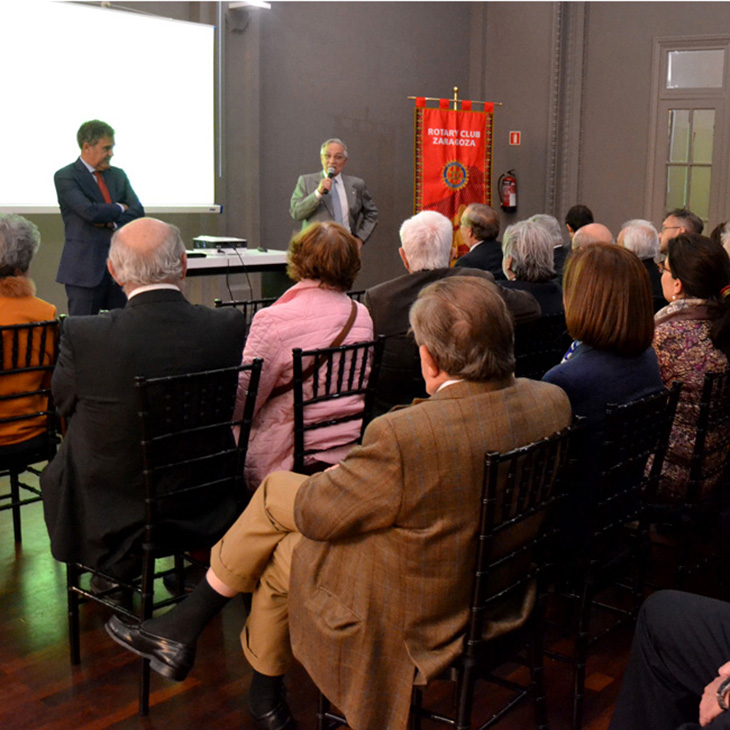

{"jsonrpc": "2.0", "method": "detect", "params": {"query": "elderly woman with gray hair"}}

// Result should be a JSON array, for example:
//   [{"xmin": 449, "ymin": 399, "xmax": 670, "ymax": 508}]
[
  {"xmin": 501, "ymin": 218, "xmax": 564, "ymax": 315},
  {"xmin": 0, "ymin": 214, "xmax": 57, "ymax": 446}
]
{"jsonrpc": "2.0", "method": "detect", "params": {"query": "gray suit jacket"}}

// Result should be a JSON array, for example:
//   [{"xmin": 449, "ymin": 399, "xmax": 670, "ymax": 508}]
[
  {"xmin": 41, "ymin": 289, "xmax": 247, "ymax": 575},
  {"xmin": 290, "ymin": 171, "xmax": 378, "ymax": 242}
]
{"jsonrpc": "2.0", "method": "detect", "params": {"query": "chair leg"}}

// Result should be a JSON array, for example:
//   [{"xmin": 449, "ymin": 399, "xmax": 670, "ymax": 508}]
[
  {"xmin": 139, "ymin": 658, "xmax": 151, "ymax": 716},
  {"xmin": 454, "ymin": 660, "xmax": 476, "ymax": 730},
  {"xmin": 572, "ymin": 589, "xmax": 592, "ymax": 730},
  {"xmin": 138, "ymin": 554, "xmax": 156, "ymax": 716},
  {"xmin": 409, "ymin": 687, "xmax": 422, "ymax": 730},
  {"xmin": 10, "ymin": 470, "xmax": 22, "ymax": 543},
  {"xmin": 317, "ymin": 692, "xmax": 331, "ymax": 730},
  {"xmin": 67, "ymin": 564, "xmax": 81, "ymax": 665},
  {"xmin": 529, "ymin": 607, "xmax": 549, "ymax": 730}
]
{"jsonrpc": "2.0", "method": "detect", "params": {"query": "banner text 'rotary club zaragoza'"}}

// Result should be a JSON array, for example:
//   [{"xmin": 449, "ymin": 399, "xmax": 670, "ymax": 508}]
[{"xmin": 427, "ymin": 128, "xmax": 481, "ymax": 146}]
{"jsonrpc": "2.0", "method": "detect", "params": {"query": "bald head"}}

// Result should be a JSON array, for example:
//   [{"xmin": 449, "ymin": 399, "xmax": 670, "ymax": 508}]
[
  {"xmin": 108, "ymin": 217, "xmax": 187, "ymax": 293},
  {"xmin": 572, "ymin": 222, "xmax": 614, "ymax": 250}
]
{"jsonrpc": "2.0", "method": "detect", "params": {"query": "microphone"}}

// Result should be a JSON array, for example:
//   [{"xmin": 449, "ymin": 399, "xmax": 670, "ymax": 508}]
[{"xmin": 322, "ymin": 167, "xmax": 336, "ymax": 194}]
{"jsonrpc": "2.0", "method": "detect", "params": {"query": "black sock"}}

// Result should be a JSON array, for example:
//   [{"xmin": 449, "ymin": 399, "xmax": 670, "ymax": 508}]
[
  {"xmin": 142, "ymin": 576, "xmax": 232, "ymax": 645},
  {"xmin": 248, "ymin": 671, "xmax": 285, "ymax": 716}
]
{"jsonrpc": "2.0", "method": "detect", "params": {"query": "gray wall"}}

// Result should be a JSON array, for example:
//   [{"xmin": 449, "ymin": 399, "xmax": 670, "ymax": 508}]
[{"xmin": 17, "ymin": 1, "xmax": 730, "ymax": 312}]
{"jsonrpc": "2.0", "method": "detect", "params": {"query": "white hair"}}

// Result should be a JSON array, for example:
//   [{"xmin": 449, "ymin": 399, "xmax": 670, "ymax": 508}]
[
  {"xmin": 0, "ymin": 214, "xmax": 40, "ymax": 272},
  {"xmin": 529, "ymin": 214, "xmax": 566, "ymax": 248},
  {"xmin": 620, "ymin": 219, "xmax": 660, "ymax": 260},
  {"xmin": 720, "ymin": 225, "xmax": 730, "ymax": 259},
  {"xmin": 399, "ymin": 211, "xmax": 453, "ymax": 270},
  {"xmin": 109, "ymin": 220, "xmax": 185, "ymax": 286}
]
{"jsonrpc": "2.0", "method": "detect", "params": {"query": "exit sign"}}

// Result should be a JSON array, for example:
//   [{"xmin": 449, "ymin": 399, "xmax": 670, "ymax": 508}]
[{"xmin": 509, "ymin": 131, "xmax": 521, "ymax": 146}]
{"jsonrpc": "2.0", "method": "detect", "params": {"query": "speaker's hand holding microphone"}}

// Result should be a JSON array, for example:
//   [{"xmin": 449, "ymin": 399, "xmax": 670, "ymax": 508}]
[{"xmin": 318, "ymin": 167, "xmax": 336, "ymax": 195}]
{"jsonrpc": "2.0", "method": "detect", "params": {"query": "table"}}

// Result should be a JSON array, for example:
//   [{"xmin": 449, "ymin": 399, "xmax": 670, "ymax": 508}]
[{"xmin": 185, "ymin": 248, "xmax": 288, "ymax": 276}]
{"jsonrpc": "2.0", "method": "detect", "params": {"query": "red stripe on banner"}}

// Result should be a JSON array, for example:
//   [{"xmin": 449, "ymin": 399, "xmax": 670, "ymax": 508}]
[
  {"xmin": 483, "ymin": 102, "xmax": 494, "ymax": 113},
  {"xmin": 439, "ymin": 98, "xmax": 449, "ymax": 109},
  {"xmin": 462, "ymin": 100, "xmax": 472, "ymax": 111},
  {"xmin": 415, "ymin": 97, "xmax": 426, "ymax": 108}
]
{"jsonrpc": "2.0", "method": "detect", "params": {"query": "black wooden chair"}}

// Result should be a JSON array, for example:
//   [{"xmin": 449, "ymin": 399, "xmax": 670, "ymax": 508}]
[
  {"xmin": 318, "ymin": 424, "xmax": 578, "ymax": 730},
  {"xmin": 546, "ymin": 383, "xmax": 681, "ymax": 730},
  {"xmin": 215, "ymin": 291, "xmax": 366, "ymax": 337},
  {"xmin": 0, "ymin": 320, "xmax": 60, "ymax": 543},
  {"xmin": 66, "ymin": 358, "xmax": 262, "ymax": 715},
  {"xmin": 514, "ymin": 313, "xmax": 572, "ymax": 381},
  {"xmin": 214, "ymin": 296, "xmax": 276, "ymax": 337},
  {"xmin": 648, "ymin": 369, "xmax": 730, "ymax": 593},
  {"xmin": 292, "ymin": 337, "xmax": 384, "ymax": 474}
]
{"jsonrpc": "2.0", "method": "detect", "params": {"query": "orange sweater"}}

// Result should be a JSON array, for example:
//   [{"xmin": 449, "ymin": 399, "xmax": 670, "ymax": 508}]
[{"xmin": 0, "ymin": 276, "xmax": 57, "ymax": 445}]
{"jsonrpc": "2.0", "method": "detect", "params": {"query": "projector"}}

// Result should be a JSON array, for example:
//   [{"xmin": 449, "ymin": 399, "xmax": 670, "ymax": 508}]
[{"xmin": 193, "ymin": 235, "xmax": 248, "ymax": 249}]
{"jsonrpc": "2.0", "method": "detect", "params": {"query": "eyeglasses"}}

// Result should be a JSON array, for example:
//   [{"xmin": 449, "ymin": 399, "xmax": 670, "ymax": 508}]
[
  {"xmin": 661, "ymin": 224, "xmax": 681, "ymax": 234},
  {"xmin": 655, "ymin": 257, "xmax": 671, "ymax": 274},
  {"xmin": 322, "ymin": 154, "xmax": 346, "ymax": 162}
]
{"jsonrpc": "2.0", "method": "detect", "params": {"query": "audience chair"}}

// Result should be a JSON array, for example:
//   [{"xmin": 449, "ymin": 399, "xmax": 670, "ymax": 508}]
[
  {"xmin": 546, "ymin": 383, "xmax": 681, "ymax": 730},
  {"xmin": 213, "ymin": 296, "xmax": 277, "ymax": 337},
  {"xmin": 0, "ymin": 320, "xmax": 60, "ymax": 543},
  {"xmin": 292, "ymin": 337, "xmax": 384, "ymax": 475},
  {"xmin": 648, "ymin": 368, "xmax": 730, "ymax": 594},
  {"xmin": 345, "ymin": 289, "xmax": 365, "ymax": 303},
  {"xmin": 514, "ymin": 313, "xmax": 572, "ymax": 381},
  {"xmin": 66, "ymin": 358, "xmax": 262, "ymax": 716},
  {"xmin": 318, "ymin": 424, "xmax": 578, "ymax": 730}
]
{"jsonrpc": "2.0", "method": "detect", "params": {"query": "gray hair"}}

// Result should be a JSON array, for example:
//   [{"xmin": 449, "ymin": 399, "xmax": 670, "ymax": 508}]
[
  {"xmin": 502, "ymin": 220, "xmax": 556, "ymax": 282},
  {"xmin": 399, "ymin": 211, "xmax": 453, "ymax": 270},
  {"xmin": 409, "ymin": 276, "xmax": 514, "ymax": 381},
  {"xmin": 77, "ymin": 119, "xmax": 115, "ymax": 148},
  {"xmin": 320, "ymin": 138, "xmax": 349, "ymax": 159},
  {"xmin": 108, "ymin": 220, "xmax": 186, "ymax": 286},
  {"xmin": 0, "ymin": 214, "xmax": 41, "ymax": 273},
  {"xmin": 619, "ymin": 219, "xmax": 659, "ymax": 260},
  {"xmin": 529, "ymin": 214, "xmax": 566, "ymax": 248}
]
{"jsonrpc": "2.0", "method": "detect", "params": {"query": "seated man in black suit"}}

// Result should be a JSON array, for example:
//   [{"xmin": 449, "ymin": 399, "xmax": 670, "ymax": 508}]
[
  {"xmin": 365, "ymin": 210, "xmax": 540, "ymax": 416},
  {"xmin": 454, "ymin": 203, "xmax": 506, "ymax": 279},
  {"xmin": 41, "ymin": 218, "xmax": 247, "ymax": 582},
  {"xmin": 609, "ymin": 590, "xmax": 730, "ymax": 730}
]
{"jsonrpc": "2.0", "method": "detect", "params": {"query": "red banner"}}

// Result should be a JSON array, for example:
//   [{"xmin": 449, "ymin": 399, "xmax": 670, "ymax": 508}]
[{"xmin": 414, "ymin": 103, "xmax": 494, "ymax": 257}]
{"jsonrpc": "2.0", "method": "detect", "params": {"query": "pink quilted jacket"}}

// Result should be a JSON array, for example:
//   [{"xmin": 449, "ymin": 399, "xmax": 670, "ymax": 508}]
[{"xmin": 236, "ymin": 280, "xmax": 373, "ymax": 489}]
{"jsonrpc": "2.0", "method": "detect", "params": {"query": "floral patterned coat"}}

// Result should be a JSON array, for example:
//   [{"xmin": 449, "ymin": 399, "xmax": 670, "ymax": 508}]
[{"xmin": 653, "ymin": 298, "xmax": 728, "ymax": 501}]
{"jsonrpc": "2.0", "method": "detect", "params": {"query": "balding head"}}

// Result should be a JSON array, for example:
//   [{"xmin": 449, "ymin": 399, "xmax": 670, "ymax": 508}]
[
  {"xmin": 461, "ymin": 203, "xmax": 500, "ymax": 242},
  {"xmin": 572, "ymin": 222, "xmax": 614, "ymax": 250},
  {"xmin": 108, "ymin": 217, "xmax": 187, "ymax": 293}
]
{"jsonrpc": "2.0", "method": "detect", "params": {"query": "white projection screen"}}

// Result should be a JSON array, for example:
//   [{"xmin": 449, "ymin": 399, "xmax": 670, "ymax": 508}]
[{"xmin": 0, "ymin": 2, "xmax": 217, "ymax": 212}]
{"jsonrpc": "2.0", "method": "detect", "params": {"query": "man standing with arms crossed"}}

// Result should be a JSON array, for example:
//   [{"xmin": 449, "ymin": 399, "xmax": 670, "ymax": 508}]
[{"xmin": 54, "ymin": 119, "xmax": 144, "ymax": 315}]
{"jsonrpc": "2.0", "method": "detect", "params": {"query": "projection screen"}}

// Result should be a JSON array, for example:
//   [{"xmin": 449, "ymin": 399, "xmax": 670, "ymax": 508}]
[{"xmin": 0, "ymin": 2, "xmax": 217, "ymax": 213}]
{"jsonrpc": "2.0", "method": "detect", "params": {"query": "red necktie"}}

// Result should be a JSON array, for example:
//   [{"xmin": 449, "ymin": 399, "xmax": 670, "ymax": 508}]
[{"xmin": 94, "ymin": 171, "xmax": 112, "ymax": 204}]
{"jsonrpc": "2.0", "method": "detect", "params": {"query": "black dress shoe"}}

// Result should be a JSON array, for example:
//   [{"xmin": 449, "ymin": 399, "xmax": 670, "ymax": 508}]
[
  {"xmin": 248, "ymin": 697, "xmax": 297, "ymax": 730},
  {"xmin": 105, "ymin": 615, "xmax": 195, "ymax": 681}
]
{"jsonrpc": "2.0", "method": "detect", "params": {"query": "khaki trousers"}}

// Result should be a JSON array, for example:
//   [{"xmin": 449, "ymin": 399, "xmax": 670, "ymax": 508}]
[{"xmin": 210, "ymin": 470, "xmax": 308, "ymax": 676}]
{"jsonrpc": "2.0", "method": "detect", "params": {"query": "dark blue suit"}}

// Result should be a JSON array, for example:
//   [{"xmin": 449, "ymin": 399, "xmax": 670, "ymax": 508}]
[{"xmin": 54, "ymin": 158, "xmax": 144, "ymax": 313}]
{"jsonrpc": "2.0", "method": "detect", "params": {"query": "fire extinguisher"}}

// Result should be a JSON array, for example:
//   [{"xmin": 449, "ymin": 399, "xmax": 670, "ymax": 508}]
[{"xmin": 498, "ymin": 170, "xmax": 518, "ymax": 212}]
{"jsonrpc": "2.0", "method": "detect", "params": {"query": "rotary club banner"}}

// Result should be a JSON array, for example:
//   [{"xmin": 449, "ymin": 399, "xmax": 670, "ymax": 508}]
[{"xmin": 414, "ymin": 98, "xmax": 494, "ymax": 257}]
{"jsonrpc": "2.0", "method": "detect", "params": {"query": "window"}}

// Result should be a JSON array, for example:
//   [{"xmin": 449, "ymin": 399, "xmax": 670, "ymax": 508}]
[{"xmin": 648, "ymin": 38, "xmax": 730, "ymax": 231}]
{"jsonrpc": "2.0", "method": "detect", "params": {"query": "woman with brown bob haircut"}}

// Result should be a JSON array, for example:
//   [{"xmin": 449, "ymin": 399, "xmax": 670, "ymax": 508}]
[
  {"xmin": 544, "ymin": 243, "xmax": 663, "ymax": 440},
  {"xmin": 236, "ymin": 222, "xmax": 373, "ymax": 488}
]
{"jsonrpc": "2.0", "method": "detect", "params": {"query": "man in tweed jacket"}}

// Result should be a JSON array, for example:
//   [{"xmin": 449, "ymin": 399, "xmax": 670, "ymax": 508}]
[{"xmin": 106, "ymin": 276, "xmax": 571, "ymax": 730}]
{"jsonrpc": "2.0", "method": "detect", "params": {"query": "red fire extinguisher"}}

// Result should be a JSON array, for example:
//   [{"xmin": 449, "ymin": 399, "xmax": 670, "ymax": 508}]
[{"xmin": 498, "ymin": 170, "xmax": 518, "ymax": 212}]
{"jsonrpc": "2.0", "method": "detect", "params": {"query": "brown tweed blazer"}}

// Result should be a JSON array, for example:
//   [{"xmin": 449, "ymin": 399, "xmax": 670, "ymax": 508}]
[{"xmin": 289, "ymin": 378, "xmax": 572, "ymax": 729}]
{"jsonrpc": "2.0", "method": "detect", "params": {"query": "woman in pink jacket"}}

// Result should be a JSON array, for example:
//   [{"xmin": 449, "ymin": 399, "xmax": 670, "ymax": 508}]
[{"xmin": 237, "ymin": 222, "xmax": 373, "ymax": 489}]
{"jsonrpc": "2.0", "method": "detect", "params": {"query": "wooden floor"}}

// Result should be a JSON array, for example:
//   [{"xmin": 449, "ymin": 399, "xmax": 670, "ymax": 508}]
[{"xmin": 1, "ymin": 473, "xmax": 634, "ymax": 730}]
